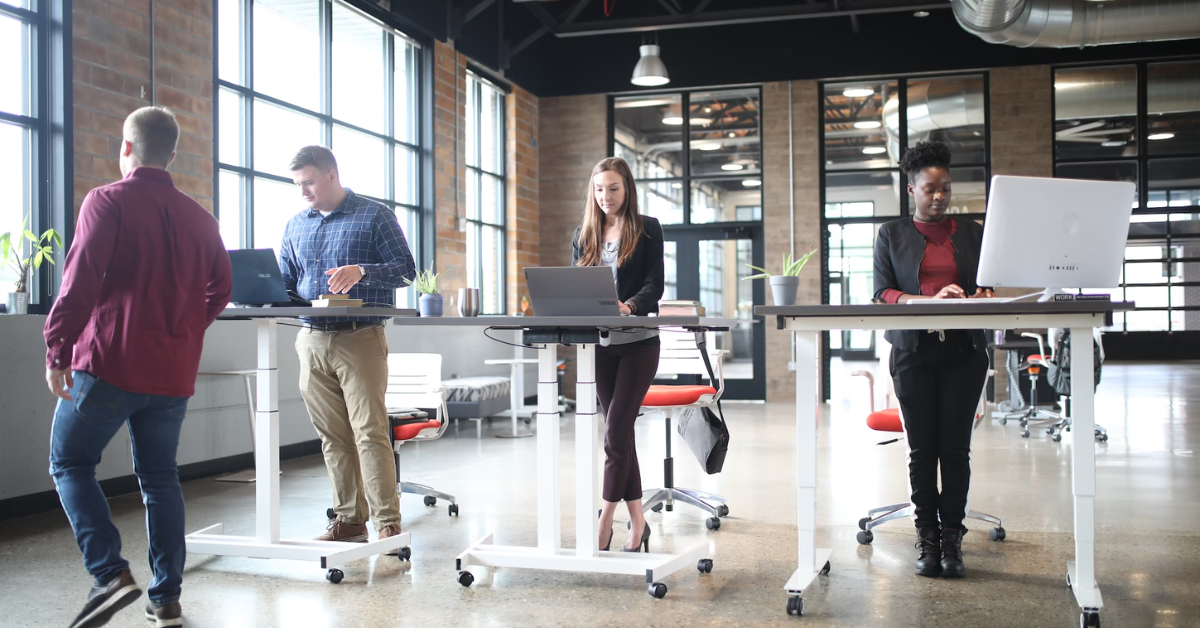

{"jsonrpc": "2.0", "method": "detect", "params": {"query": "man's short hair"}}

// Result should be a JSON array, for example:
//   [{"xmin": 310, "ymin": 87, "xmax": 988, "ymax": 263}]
[
  {"xmin": 123, "ymin": 106, "xmax": 179, "ymax": 168},
  {"xmin": 289, "ymin": 145, "xmax": 339, "ymax": 174}
]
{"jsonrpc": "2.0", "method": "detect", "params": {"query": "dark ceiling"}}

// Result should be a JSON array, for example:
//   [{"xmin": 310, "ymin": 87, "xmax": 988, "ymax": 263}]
[{"xmin": 355, "ymin": 0, "xmax": 1200, "ymax": 98}]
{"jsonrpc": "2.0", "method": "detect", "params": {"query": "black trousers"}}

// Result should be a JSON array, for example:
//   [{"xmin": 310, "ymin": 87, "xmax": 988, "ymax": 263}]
[
  {"xmin": 890, "ymin": 332, "xmax": 989, "ymax": 531},
  {"xmin": 595, "ymin": 337, "xmax": 661, "ymax": 503}
]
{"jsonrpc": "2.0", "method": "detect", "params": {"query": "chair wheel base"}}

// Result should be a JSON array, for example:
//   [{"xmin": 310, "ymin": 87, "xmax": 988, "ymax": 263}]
[
  {"xmin": 989, "ymin": 527, "xmax": 1006, "ymax": 542},
  {"xmin": 820, "ymin": 560, "xmax": 831, "ymax": 575},
  {"xmin": 457, "ymin": 571, "xmax": 474, "ymax": 587},
  {"xmin": 650, "ymin": 503, "xmax": 663, "ymax": 513},
  {"xmin": 706, "ymin": 517, "xmax": 721, "ymax": 531},
  {"xmin": 423, "ymin": 495, "xmax": 436, "ymax": 507},
  {"xmin": 856, "ymin": 530, "xmax": 874, "ymax": 545},
  {"xmin": 449, "ymin": 503, "xmax": 459, "ymax": 516},
  {"xmin": 397, "ymin": 547, "xmax": 411, "ymax": 561},
  {"xmin": 697, "ymin": 559, "xmax": 713, "ymax": 573}
]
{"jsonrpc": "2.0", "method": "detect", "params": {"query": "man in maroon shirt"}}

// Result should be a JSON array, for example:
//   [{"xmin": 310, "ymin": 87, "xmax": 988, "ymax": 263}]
[{"xmin": 44, "ymin": 106, "xmax": 231, "ymax": 628}]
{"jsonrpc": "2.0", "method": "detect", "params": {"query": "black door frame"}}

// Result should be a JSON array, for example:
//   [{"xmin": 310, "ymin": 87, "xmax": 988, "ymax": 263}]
[{"xmin": 662, "ymin": 223, "xmax": 766, "ymax": 400}]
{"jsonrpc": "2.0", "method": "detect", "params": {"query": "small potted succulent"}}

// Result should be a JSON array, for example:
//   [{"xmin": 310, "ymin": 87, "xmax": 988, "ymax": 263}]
[
  {"xmin": 405, "ymin": 269, "xmax": 444, "ymax": 317},
  {"xmin": 743, "ymin": 249, "xmax": 817, "ymax": 307},
  {"xmin": 1, "ymin": 214, "xmax": 62, "ymax": 315}
]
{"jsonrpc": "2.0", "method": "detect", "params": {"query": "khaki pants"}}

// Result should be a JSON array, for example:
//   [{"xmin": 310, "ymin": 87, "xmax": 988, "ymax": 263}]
[{"xmin": 296, "ymin": 324, "xmax": 399, "ymax": 530}]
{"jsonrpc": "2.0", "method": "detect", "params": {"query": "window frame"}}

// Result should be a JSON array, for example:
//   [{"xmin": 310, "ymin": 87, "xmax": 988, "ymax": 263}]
[
  {"xmin": 1052, "ymin": 57, "xmax": 1200, "ymax": 333},
  {"xmin": 464, "ymin": 70, "xmax": 507, "ymax": 315},
  {"xmin": 213, "ymin": 0, "xmax": 429, "ymax": 305}
]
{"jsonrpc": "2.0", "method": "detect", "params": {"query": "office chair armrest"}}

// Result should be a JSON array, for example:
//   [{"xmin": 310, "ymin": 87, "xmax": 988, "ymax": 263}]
[{"xmin": 1020, "ymin": 332, "xmax": 1047, "ymax": 361}]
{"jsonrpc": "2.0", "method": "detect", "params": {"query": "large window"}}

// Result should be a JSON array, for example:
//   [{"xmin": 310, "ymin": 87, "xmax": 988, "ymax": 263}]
[
  {"xmin": 1054, "ymin": 60, "xmax": 1200, "ymax": 332},
  {"xmin": 820, "ymin": 73, "xmax": 990, "ymax": 356},
  {"xmin": 465, "ymin": 72, "xmax": 505, "ymax": 314},
  {"xmin": 611, "ymin": 88, "xmax": 762, "ymax": 225},
  {"xmin": 0, "ymin": 0, "xmax": 38, "ymax": 297},
  {"xmin": 216, "ymin": 0, "xmax": 423, "ymax": 303}
]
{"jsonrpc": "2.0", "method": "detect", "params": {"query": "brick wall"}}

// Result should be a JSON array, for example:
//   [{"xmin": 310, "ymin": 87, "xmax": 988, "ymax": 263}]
[
  {"xmin": 507, "ymin": 85, "xmax": 538, "ymax": 314},
  {"xmin": 762, "ymin": 81, "xmax": 823, "ymax": 402},
  {"xmin": 72, "ymin": 0, "xmax": 214, "ymax": 217}
]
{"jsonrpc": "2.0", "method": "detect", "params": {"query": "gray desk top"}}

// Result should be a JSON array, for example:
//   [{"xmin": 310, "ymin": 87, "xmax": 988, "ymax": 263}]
[
  {"xmin": 757, "ymin": 301, "xmax": 1134, "ymax": 318},
  {"xmin": 219, "ymin": 307, "xmax": 417, "ymax": 319},
  {"xmin": 219, "ymin": 309, "xmax": 735, "ymax": 329}
]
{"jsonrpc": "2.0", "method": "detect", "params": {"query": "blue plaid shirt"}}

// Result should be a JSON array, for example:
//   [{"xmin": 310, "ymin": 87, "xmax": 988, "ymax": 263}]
[{"xmin": 279, "ymin": 189, "xmax": 416, "ymax": 323}]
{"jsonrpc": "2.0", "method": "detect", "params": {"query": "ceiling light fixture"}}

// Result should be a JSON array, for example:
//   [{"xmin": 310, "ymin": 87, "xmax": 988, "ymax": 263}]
[
  {"xmin": 853, "ymin": 121, "xmax": 882, "ymax": 129},
  {"xmin": 742, "ymin": 180, "xmax": 761, "ymax": 187},
  {"xmin": 721, "ymin": 163, "xmax": 744, "ymax": 171},
  {"xmin": 1101, "ymin": 140, "xmax": 1126, "ymax": 147},
  {"xmin": 843, "ymin": 87, "xmax": 875, "ymax": 98},
  {"xmin": 1148, "ymin": 133, "xmax": 1175, "ymax": 140},
  {"xmin": 914, "ymin": 10, "xmax": 930, "ymax": 17},
  {"xmin": 694, "ymin": 141, "xmax": 722, "ymax": 151},
  {"xmin": 631, "ymin": 43, "xmax": 670, "ymax": 87},
  {"xmin": 728, "ymin": 132, "xmax": 736, "ymax": 138},
  {"xmin": 862, "ymin": 146, "xmax": 887, "ymax": 155}
]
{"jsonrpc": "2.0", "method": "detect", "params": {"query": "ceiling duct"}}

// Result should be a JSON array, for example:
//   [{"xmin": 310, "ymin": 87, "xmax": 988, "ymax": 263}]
[
  {"xmin": 880, "ymin": 78, "xmax": 985, "ymax": 160},
  {"xmin": 953, "ymin": 0, "xmax": 1200, "ymax": 48}
]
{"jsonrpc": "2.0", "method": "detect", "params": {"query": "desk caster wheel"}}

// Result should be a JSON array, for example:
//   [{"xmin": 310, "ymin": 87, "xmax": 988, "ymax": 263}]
[
  {"xmin": 697, "ymin": 559, "xmax": 714, "ymax": 574},
  {"xmin": 1021, "ymin": 430, "xmax": 1030, "ymax": 438},
  {"xmin": 857, "ymin": 530, "xmax": 874, "ymax": 545},
  {"xmin": 449, "ymin": 503, "xmax": 459, "ymax": 516},
  {"xmin": 651, "ymin": 503, "xmax": 663, "ymax": 513},
  {"xmin": 716, "ymin": 504, "xmax": 729, "ymax": 517},
  {"xmin": 999, "ymin": 417, "xmax": 1008, "ymax": 425},
  {"xmin": 1066, "ymin": 572, "xmax": 1072, "ymax": 589},
  {"xmin": 326, "ymin": 569, "xmax": 343, "ymax": 584},
  {"xmin": 1080, "ymin": 611, "xmax": 1100, "ymax": 627},
  {"xmin": 397, "ymin": 547, "xmax": 411, "ymax": 561},
  {"xmin": 989, "ymin": 527, "xmax": 1006, "ymax": 542},
  {"xmin": 423, "ymin": 496, "xmax": 436, "ymax": 507},
  {"xmin": 787, "ymin": 596, "xmax": 803, "ymax": 616},
  {"xmin": 1096, "ymin": 433, "xmax": 1108, "ymax": 442},
  {"xmin": 648, "ymin": 583, "xmax": 667, "ymax": 599},
  {"xmin": 820, "ymin": 561, "xmax": 831, "ymax": 576},
  {"xmin": 326, "ymin": 508, "xmax": 336, "ymax": 520},
  {"xmin": 1053, "ymin": 433, "xmax": 1062, "ymax": 442},
  {"xmin": 706, "ymin": 517, "xmax": 721, "ymax": 531},
  {"xmin": 457, "ymin": 571, "xmax": 474, "ymax": 587}
]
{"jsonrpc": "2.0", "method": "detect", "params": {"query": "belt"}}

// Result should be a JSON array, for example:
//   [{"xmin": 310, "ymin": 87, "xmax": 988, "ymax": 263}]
[{"xmin": 303, "ymin": 320, "xmax": 383, "ymax": 332}]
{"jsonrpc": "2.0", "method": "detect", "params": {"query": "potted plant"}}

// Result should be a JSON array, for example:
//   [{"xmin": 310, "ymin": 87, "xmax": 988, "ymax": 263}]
[
  {"xmin": 1, "ymin": 214, "xmax": 62, "ymax": 315},
  {"xmin": 405, "ymin": 269, "xmax": 444, "ymax": 317},
  {"xmin": 742, "ymin": 249, "xmax": 817, "ymax": 307}
]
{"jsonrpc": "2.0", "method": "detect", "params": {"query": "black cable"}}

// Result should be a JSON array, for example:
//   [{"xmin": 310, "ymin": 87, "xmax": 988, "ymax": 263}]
[{"xmin": 483, "ymin": 326, "xmax": 541, "ymax": 350}]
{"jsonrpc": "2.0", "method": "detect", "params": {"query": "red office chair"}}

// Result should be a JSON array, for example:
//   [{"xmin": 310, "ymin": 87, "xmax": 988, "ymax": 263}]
[{"xmin": 852, "ymin": 369, "xmax": 1006, "ymax": 545}]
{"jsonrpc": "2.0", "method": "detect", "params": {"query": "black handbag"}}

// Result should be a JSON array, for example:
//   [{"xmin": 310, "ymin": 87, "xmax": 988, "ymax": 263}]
[
  {"xmin": 674, "ymin": 334, "xmax": 730, "ymax": 475},
  {"xmin": 1047, "ymin": 329, "xmax": 1102, "ymax": 397}
]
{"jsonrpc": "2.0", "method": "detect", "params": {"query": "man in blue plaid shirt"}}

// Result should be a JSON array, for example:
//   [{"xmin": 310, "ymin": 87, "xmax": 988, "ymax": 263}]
[{"xmin": 280, "ymin": 145, "xmax": 415, "ymax": 548}]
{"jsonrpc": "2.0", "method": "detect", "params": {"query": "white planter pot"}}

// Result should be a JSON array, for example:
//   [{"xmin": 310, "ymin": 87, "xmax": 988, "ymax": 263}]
[
  {"xmin": 6, "ymin": 291, "xmax": 28, "ymax": 315},
  {"xmin": 768, "ymin": 276, "xmax": 800, "ymax": 306}
]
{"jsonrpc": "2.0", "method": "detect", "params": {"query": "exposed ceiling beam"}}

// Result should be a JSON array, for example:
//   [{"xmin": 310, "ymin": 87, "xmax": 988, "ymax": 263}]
[
  {"xmin": 693, "ymin": 0, "xmax": 715, "ymax": 13},
  {"xmin": 510, "ymin": 24, "xmax": 552, "ymax": 59},
  {"xmin": 560, "ymin": 0, "xmax": 591, "ymax": 26},
  {"xmin": 462, "ymin": 0, "xmax": 497, "ymax": 26},
  {"xmin": 656, "ymin": 0, "xmax": 680, "ymax": 15},
  {"xmin": 555, "ymin": 1, "xmax": 947, "ymax": 37}
]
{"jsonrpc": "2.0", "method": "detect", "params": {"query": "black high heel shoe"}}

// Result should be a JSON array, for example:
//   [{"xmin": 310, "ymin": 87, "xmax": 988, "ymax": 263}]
[
  {"xmin": 602, "ymin": 528, "xmax": 614, "ymax": 552},
  {"xmin": 623, "ymin": 522, "xmax": 651, "ymax": 553}
]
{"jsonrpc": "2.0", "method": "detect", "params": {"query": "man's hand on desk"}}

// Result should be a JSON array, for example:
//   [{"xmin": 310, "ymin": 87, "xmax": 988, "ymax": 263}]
[
  {"xmin": 325, "ymin": 264, "xmax": 364, "ymax": 294},
  {"xmin": 46, "ymin": 368, "xmax": 73, "ymax": 401}
]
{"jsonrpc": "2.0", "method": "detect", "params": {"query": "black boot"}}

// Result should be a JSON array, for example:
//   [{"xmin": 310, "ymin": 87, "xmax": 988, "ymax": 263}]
[
  {"xmin": 914, "ymin": 526, "xmax": 942, "ymax": 577},
  {"xmin": 941, "ymin": 527, "xmax": 966, "ymax": 578}
]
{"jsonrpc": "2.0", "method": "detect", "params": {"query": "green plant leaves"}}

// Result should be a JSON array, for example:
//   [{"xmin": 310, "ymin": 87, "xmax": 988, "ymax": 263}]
[{"xmin": 742, "ymin": 248, "xmax": 818, "ymax": 280}]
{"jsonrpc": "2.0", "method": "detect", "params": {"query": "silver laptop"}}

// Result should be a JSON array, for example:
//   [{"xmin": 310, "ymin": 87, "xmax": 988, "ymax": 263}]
[{"xmin": 524, "ymin": 267, "xmax": 621, "ymax": 316}]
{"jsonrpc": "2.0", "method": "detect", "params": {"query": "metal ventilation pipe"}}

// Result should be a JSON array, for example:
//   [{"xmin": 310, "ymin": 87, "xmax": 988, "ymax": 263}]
[{"xmin": 953, "ymin": 0, "xmax": 1200, "ymax": 48}]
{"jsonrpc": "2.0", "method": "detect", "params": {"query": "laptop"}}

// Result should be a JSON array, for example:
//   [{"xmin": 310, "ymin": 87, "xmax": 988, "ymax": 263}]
[
  {"xmin": 524, "ymin": 266, "xmax": 621, "ymax": 316},
  {"xmin": 228, "ymin": 249, "xmax": 310, "ymax": 307}
]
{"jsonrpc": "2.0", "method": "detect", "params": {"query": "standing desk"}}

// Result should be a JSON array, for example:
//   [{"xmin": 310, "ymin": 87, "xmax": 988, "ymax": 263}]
[
  {"xmin": 756, "ymin": 301, "xmax": 1132, "ymax": 623},
  {"xmin": 187, "ymin": 307, "xmax": 416, "ymax": 583},
  {"xmin": 393, "ymin": 316, "xmax": 734, "ymax": 597}
]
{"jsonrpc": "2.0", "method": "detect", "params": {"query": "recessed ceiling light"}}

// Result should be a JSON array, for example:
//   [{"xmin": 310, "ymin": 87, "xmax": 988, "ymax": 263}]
[
  {"xmin": 853, "ymin": 121, "xmax": 882, "ymax": 129},
  {"xmin": 703, "ymin": 107, "xmax": 712, "ymax": 113},
  {"xmin": 721, "ymin": 163, "xmax": 744, "ymax": 171},
  {"xmin": 694, "ymin": 141, "xmax": 721, "ymax": 151},
  {"xmin": 843, "ymin": 87, "xmax": 875, "ymax": 98},
  {"xmin": 742, "ymin": 179, "xmax": 762, "ymax": 187},
  {"xmin": 1101, "ymin": 140, "xmax": 1126, "ymax": 147},
  {"xmin": 862, "ymin": 146, "xmax": 887, "ymax": 155},
  {"xmin": 913, "ymin": 10, "xmax": 930, "ymax": 17},
  {"xmin": 728, "ymin": 132, "xmax": 736, "ymax": 138},
  {"xmin": 671, "ymin": 183, "xmax": 682, "ymax": 189},
  {"xmin": 1148, "ymin": 133, "xmax": 1175, "ymax": 140}
]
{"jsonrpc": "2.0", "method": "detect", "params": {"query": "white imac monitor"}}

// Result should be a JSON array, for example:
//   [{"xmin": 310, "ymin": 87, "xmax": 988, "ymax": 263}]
[{"xmin": 977, "ymin": 175, "xmax": 1135, "ymax": 301}]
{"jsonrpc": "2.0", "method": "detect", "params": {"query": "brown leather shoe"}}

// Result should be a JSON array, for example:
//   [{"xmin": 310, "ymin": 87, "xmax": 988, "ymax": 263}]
[
  {"xmin": 145, "ymin": 601, "xmax": 183, "ymax": 627},
  {"xmin": 379, "ymin": 523, "xmax": 403, "ymax": 555},
  {"xmin": 315, "ymin": 519, "xmax": 369, "ymax": 543}
]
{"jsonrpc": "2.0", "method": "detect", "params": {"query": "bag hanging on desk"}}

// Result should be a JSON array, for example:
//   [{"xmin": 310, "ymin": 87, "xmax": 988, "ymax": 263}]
[
  {"xmin": 674, "ymin": 335, "xmax": 730, "ymax": 475},
  {"xmin": 1046, "ymin": 329, "xmax": 1103, "ymax": 397}
]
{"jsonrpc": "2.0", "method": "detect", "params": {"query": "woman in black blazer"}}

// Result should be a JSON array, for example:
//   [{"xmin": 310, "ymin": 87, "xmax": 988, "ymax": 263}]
[
  {"xmin": 571, "ymin": 157, "xmax": 664, "ymax": 553},
  {"xmin": 873, "ymin": 141, "xmax": 994, "ymax": 579}
]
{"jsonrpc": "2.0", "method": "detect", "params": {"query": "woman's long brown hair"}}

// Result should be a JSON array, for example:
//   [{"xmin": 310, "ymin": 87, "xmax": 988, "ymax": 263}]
[{"xmin": 575, "ymin": 157, "xmax": 644, "ymax": 268}]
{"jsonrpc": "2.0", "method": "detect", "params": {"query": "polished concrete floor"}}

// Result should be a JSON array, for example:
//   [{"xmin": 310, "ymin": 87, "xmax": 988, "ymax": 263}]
[{"xmin": 3, "ymin": 362, "xmax": 1199, "ymax": 627}]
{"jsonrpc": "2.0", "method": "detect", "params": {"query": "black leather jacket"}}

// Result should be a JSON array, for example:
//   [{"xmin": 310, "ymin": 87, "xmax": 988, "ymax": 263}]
[
  {"xmin": 873, "ymin": 216, "xmax": 989, "ymax": 352},
  {"xmin": 571, "ymin": 215, "xmax": 665, "ymax": 316}
]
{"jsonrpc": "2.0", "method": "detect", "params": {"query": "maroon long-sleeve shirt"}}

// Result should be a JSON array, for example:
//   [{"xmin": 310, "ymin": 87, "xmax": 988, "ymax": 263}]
[
  {"xmin": 881, "ymin": 219, "xmax": 958, "ymax": 304},
  {"xmin": 44, "ymin": 167, "xmax": 232, "ymax": 397}
]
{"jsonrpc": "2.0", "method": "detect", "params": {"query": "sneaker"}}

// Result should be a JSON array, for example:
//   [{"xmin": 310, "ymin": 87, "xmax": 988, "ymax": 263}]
[
  {"xmin": 379, "ymin": 523, "xmax": 403, "ymax": 555},
  {"xmin": 315, "ymin": 519, "xmax": 368, "ymax": 543},
  {"xmin": 914, "ymin": 526, "xmax": 943, "ymax": 577},
  {"xmin": 68, "ymin": 570, "xmax": 142, "ymax": 628},
  {"xmin": 144, "ymin": 602, "xmax": 183, "ymax": 627}
]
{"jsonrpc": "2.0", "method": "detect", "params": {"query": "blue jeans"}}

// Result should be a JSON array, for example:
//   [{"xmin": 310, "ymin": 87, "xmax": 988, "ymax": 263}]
[{"xmin": 49, "ymin": 371, "xmax": 190, "ymax": 604}]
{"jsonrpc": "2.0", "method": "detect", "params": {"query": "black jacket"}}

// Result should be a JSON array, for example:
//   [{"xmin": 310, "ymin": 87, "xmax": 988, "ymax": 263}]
[
  {"xmin": 873, "ymin": 216, "xmax": 988, "ymax": 352},
  {"xmin": 571, "ymin": 216, "xmax": 665, "ymax": 315}
]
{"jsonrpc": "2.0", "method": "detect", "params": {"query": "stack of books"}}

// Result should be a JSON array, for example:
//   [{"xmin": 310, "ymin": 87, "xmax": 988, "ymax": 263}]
[
  {"xmin": 658, "ymin": 300, "xmax": 705, "ymax": 316},
  {"xmin": 312, "ymin": 294, "xmax": 363, "ymax": 308}
]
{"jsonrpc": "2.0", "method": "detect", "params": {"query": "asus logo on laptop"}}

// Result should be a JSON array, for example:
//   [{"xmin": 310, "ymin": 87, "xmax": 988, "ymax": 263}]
[
  {"xmin": 257, "ymin": 273, "xmax": 272, "ymax": 278},
  {"xmin": 599, "ymin": 300, "xmax": 617, "ymax": 305}
]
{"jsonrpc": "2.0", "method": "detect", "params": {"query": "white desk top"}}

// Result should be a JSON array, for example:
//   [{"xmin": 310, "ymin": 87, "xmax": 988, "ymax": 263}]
[{"xmin": 757, "ymin": 301, "xmax": 1134, "ymax": 332}]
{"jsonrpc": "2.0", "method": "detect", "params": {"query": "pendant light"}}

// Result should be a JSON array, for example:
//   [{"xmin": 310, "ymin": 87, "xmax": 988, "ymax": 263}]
[{"xmin": 631, "ymin": 32, "xmax": 669, "ymax": 87}]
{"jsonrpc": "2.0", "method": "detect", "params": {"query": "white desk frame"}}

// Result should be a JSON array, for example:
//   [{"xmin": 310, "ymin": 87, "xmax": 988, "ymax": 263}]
[
  {"xmin": 198, "ymin": 369, "xmax": 260, "ymax": 483},
  {"xmin": 759, "ymin": 302, "xmax": 1126, "ymax": 622},
  {"xmin": 483, "ymin": 356, "xmax": 538, "ymax": 438},
  {"xmin": 187, "ymin": 308, "xmax": 415, "ymax": 580}
]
